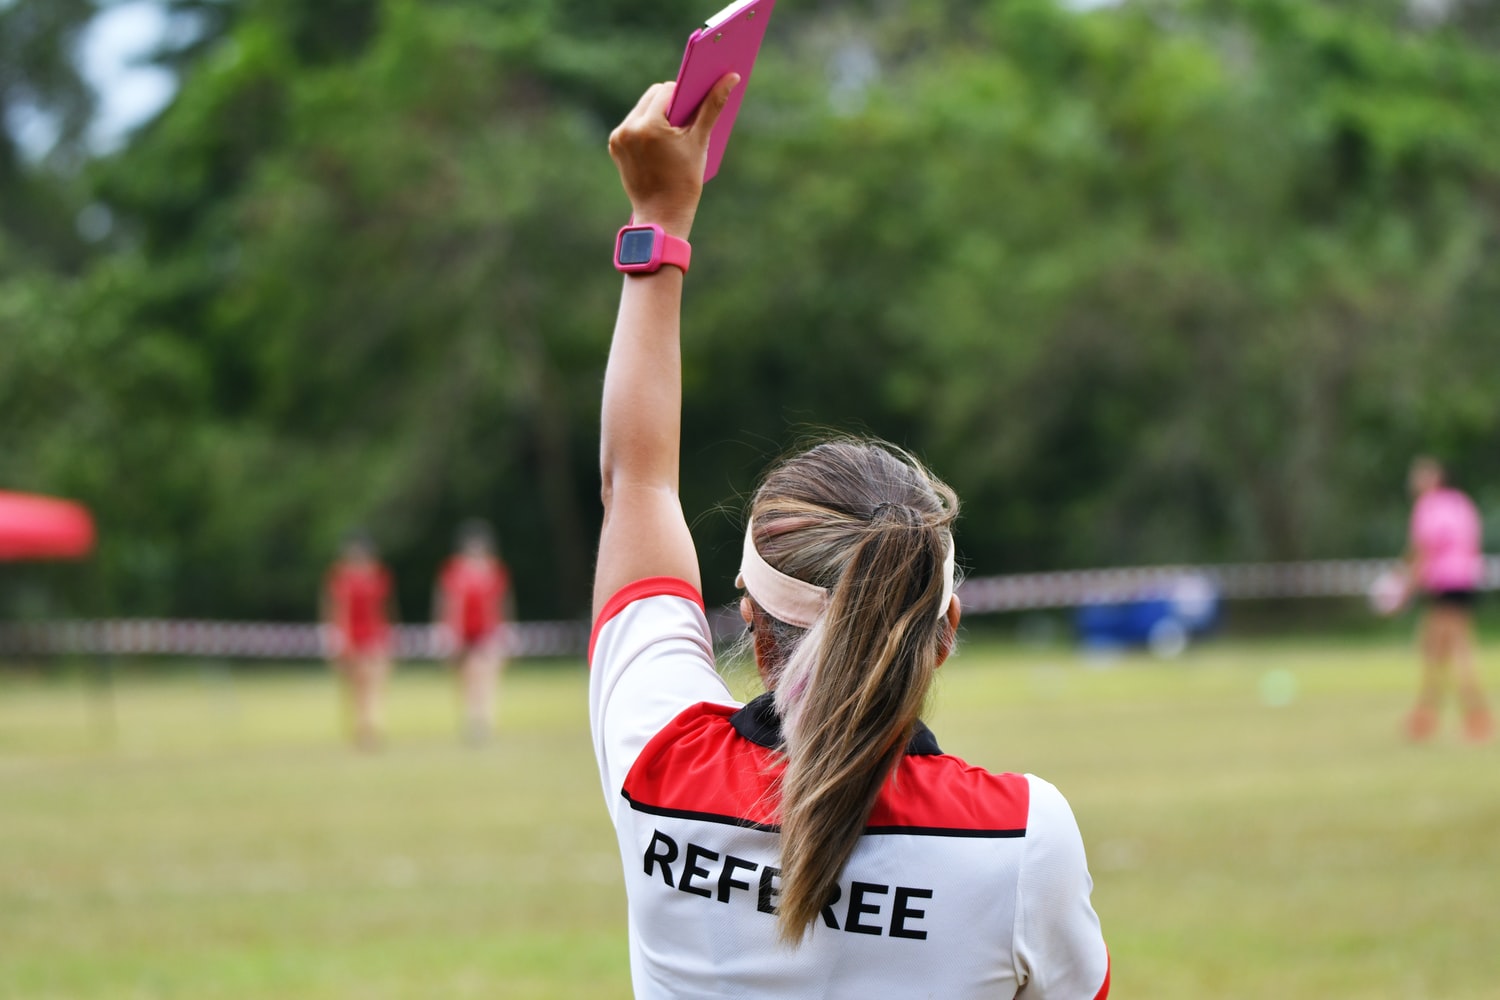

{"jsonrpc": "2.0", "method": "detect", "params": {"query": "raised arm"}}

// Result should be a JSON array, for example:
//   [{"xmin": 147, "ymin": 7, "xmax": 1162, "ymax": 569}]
[{"xmin": 592, "ymin": 76, "xmax": 738, "ymax": 620}]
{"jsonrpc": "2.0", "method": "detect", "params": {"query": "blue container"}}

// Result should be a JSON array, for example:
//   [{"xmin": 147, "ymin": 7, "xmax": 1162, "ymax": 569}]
[{"xmin": 1073, "ymin": 575, "xmax": 1220, "ymax": 657}]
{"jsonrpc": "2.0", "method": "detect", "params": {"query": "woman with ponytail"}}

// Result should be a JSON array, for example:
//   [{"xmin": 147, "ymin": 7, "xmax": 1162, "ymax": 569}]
[{"xmin": 589, "ymin": 78, "xmax": 1109, "ymax": 999}]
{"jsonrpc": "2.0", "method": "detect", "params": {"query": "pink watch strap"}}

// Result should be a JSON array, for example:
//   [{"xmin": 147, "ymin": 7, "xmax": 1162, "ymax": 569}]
[
  {"xmin": 615, "ymin": 223, "xmax": 693, "ymax": 274},
  {"xmin": 658, "ymin": 232, "xmax": 692, "ymax": 273}
]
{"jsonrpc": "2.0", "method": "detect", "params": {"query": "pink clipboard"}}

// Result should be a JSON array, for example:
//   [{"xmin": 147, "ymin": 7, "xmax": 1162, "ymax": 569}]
[{"xmin": 666, "ymin": 0, "xmax": 775, "ymax": 182}]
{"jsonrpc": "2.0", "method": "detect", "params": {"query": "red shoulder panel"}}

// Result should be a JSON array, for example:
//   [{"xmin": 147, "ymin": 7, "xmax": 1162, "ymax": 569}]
[
  {"xmin": 869, "ymin": 755, "xmax": 1030, "ymax": 835},
  {"xmin": 623, "ymin": 702, "xmax": 785, "ymax": 829},
  {"xmin": 622, "ymin": 705, "xmax": 1030, "ymax": 836}
]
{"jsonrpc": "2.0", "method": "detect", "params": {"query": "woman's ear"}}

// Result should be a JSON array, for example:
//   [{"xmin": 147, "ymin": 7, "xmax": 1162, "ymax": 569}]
[
  {"xmin": 936, "ymin": 595, "xmax": 962, "ymax": 668},
  {"xmin": 743, "ymin": 599, "xmax": 785, "ymax": 691}
]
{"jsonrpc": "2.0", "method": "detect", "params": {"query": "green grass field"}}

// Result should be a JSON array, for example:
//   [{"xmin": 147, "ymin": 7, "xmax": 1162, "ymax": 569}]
[{"xmin": 2, "ymin": 639, "xmax": 1497, "ymax": 999}]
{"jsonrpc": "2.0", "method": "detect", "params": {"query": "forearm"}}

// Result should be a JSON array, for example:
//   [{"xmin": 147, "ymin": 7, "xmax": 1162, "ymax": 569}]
[
  {"xmin": 590, "ymin": 73, "xmax": 737, "ymax": 618},
  {"xmin": 599, "ymin": 267, "xmax": 686, "ymax": 502},
  {"xmin": 592, "ymin": 263, "xmax": 703, "ymax": 615}
]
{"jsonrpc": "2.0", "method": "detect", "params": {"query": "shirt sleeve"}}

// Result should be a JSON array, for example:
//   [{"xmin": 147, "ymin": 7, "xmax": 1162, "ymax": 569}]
[
  {"xmin": 1462, "ymin": 493, "xmax": 1482, "ymax": 550},
  {"xmin": 326, "ymin": 569, "xmax": 350, "ymax": 634},
  {"xmin": 1014, "ymin": 775, "xmax": 1111, "ymax": 999},
  {"xmin": 587, "ymin": 578, "xmax": 734, "ymax": 809}
]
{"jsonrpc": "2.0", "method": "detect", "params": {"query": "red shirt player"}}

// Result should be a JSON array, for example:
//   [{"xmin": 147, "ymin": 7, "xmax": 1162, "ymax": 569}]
[
  {"xmin": 439, "ymin": 550, "xmax": 510, "ymax": 651},
  {"xmin": 323, "ymin": 532, "xmax": 395, "ymax": 749},
  {"xmin": 328, "ymin": 553, "xmax": 393, "ymax": 656},
  {"xmin": 436, "ymin": 519, "xmax": 513, "ymax": 742}
]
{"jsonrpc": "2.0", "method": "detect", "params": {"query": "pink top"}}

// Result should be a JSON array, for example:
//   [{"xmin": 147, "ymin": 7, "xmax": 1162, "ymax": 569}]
[{"xmin": 1410, "ymin": 488, "xmax": 1483, "ymax": 592}]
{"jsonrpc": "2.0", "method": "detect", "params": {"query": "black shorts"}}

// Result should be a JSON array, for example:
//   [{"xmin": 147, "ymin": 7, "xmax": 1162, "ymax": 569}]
[{"xmin": 1426, "ymin": 589, "xmax": 1478, "ymax": 609}]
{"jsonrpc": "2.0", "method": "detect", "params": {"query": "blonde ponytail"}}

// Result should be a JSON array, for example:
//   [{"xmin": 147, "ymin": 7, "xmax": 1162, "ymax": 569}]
[{"xmin": 743, "ymin": 440, "xmax": 958, "ymax": 945}]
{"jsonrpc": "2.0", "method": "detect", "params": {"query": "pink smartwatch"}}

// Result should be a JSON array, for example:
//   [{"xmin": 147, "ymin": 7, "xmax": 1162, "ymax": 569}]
[{"xmin": 614, "ymin": 223, "xmax": 691, "ymax": 275}]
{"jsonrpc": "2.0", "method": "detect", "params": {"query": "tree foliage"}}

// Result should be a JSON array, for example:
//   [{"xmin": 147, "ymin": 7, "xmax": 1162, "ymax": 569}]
[
  {"xmin": 4, "ymin": 0, "xmax": 1500, "ymax": 620},
  {"xmin": 0, "ymin": 0, "xmax": 95, "ymax": 270}
]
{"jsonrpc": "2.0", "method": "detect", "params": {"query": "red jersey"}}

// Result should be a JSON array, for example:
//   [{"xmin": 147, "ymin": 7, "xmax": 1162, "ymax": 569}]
[
  {"xmin": 326, "ymin": 560, "xmax": 393, "ymax": 650},
  {"xmin": 440, "ymin": 555, "xmax": 510, "ymax": 641}
]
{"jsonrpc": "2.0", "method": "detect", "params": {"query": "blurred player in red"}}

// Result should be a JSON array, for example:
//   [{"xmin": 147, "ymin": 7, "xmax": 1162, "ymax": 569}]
[
  {"xmin": 435, "ymin": 519, "xmax": 513, "ymax": 743},
  {"xmin": 323, "ymin": 531, "xmax": 396, "ymax": 750}
]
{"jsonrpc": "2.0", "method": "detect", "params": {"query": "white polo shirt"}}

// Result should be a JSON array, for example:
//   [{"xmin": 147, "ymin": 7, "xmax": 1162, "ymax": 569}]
[{"xmin": 589, "ymin": 577, "xmax": 1111, "ymax": 999}]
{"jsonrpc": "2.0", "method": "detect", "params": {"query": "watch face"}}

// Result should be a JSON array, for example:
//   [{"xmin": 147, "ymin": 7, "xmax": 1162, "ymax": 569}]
[{"xmin": 618, "ymin": 228, "xmax": 657, "ymax": 266}]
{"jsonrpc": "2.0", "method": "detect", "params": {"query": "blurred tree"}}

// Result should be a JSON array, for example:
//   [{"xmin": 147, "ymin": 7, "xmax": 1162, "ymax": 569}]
[
  {"xmin": 4, "ymin": 0, "xmax": 1500, "ymax": 623},
  {"xmin": 0, "ymin": 0, "xmax": 95, "ymax": 269}
]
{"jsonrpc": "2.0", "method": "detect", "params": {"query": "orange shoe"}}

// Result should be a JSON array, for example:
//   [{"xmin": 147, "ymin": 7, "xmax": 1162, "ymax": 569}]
[
  {"xmin": 1464, "ymin": 708, "xmax": 1493, "ymax": 744},
  {"xmin": 1406, "ymin": 705, "xmax": 1439, "ymax": 742}
]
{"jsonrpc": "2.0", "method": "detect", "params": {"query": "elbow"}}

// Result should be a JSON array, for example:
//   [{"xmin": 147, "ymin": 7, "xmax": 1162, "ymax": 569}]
[
  {"xmin": 599, "ymin": 463, "xmax": 617, "ymax": 513},
  {"xmin": 598, "ymin": 438, "xmax": 675, "ymax": 513},
  {"xmin": 598, "ymin": 443, "xmax": 636, "ymax": 512},
  {"xmin": 599, "ymin": 432, "xmax": 623, "ymax": 511}
]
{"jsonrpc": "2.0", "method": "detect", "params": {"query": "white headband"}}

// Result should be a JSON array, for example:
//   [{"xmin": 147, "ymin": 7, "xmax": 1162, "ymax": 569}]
[{"xmin": 736, "ymin": 523, "xmax": 956, "ymax": 629}]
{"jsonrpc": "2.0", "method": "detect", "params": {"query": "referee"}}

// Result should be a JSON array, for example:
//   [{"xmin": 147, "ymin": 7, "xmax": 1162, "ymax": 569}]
[{"xmin": 589, "ymin": 76, "xmax": 1110, "ymax": 998}]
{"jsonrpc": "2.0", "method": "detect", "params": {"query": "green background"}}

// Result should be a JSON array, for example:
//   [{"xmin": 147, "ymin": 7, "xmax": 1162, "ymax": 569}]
[{"xmin": 5, "ymin": 0, "xmax": 1500, "ymax": 623}]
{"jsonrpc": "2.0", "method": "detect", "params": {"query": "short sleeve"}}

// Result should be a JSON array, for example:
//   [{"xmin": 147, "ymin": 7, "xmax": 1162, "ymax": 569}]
[
  {"xmin": 1014, "ymin": 776, "xmax": 1111, "ymax": 999},
  {"xmin": 326, "ymin": 569, "xmax": 350, "ymax": 616},
  {"xmin": 1461, "ymin": 493, "xmax": 1482, "ymax": 548},
  {"xmin": 588, "ymin": 578, "xmax": 735, "ymax": 810}
]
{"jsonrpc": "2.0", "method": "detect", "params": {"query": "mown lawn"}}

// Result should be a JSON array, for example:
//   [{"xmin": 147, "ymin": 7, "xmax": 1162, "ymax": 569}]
[{"xmin": 1, "ymin": 638, "xmax": 1496, "ymax": 998}]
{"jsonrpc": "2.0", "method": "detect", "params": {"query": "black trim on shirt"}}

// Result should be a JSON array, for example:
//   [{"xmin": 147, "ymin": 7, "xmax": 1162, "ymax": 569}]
[
  {"xmin": 623, "ymin": 790, "xmax": 781, "ymax": 832},
  {"xmin": 729, "ymin": 692, "xmax": 944, "ymax": 756},
  {"xmin": 622, "ymin": 790, "xmax": 1026, "ymax": 838}
]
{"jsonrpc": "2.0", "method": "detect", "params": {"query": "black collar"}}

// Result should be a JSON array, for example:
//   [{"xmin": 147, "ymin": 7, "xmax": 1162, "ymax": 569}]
[{"xmin": 729, "ymin": 692, "xmax": 943, "ymax": 756}]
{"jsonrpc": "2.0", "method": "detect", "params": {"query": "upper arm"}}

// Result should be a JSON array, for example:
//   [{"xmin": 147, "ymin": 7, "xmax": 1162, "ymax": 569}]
[
  {"xmin": 322, "ymin": 573, "xmax": 341, "ymax": 622},
  {"xmin": 1014, "ymin": 777, "xmax": 1110, "ymax": 999},
  {"xmin": 592, "ymin": 480, "xmax": 701, "ymax": 621},
  {"xmin": 588, "ymin": 588, "xmax": 728, "ymax": 801}
]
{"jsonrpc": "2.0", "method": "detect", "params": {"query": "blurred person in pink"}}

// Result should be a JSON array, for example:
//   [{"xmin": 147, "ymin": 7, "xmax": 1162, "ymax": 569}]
[
  {"xmin": 434, "ymin": 519, "xmax": 513, "ymax": 743},
  {"xmin": 323, "ymin": 530, "xmax": 396, "ymax": 750},
  {"xmin": 1405, "ymin": 457, "xmax": 1491, "ymax": 742}
]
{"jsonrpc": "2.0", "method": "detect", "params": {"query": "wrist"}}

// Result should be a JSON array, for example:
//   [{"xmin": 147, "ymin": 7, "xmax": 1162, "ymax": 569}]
[
  {"xmin": 628, "ymin": 205, "xmax": 695, "ymax": 240},
  {"xmin": 615, "ymin": 223, "xmax": 692, "ymax": 275}
]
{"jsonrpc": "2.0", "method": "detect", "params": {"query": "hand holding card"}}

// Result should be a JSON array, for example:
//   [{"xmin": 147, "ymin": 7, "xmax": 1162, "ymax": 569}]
[{"xmin": 608, "ymin": 75, "xmax": 738, "ymax": 239}]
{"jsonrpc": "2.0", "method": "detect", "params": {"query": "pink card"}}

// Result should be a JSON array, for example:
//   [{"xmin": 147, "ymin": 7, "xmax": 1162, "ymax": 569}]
[{"xmin": 666, "ymin": 0, "xmax": 776, "ymax": 182}]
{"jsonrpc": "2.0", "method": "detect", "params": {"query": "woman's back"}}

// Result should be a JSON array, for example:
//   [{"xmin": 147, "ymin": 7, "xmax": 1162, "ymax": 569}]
[{"xmin": 590, "ymin": 586, "xmax": 1109, "ymax": 999}]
